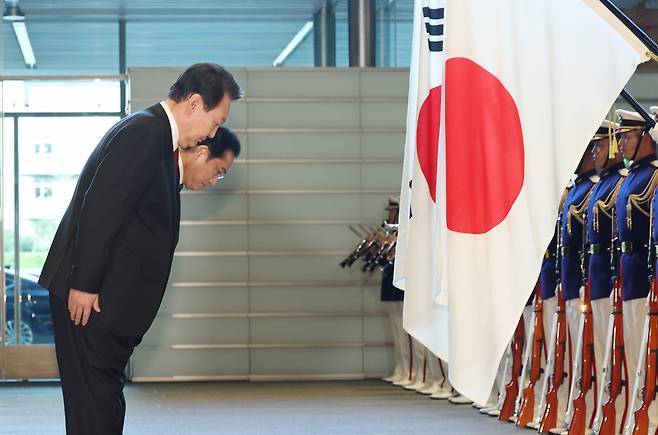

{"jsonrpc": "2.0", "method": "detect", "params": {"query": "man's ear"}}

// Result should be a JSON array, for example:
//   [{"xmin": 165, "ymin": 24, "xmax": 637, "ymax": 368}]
[
  {"xmin": 196, "ymin": 144, "xmax": 210, "ymax": 159},
  {"xmin": 186, "ymin": 93, "xmax": 203, "ymax": 114}
]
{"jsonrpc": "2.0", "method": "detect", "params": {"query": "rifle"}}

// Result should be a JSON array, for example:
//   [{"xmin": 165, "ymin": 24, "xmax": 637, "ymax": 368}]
[
  {"xmin": 567, "ymin": 213, "xmax": 598, "ymax": 434},
  {"xmin": 539, "ymin": 215, "xmax": 569, "ymax": 433},
  {"xmin": 630, "ymin": 202, "xmax": 658, "ymax": 435},
  {"xmin": 632, "ymin": 276, "xmax": 658, "ymax": 435},
  {"xmin": 499, "ymin": 315, "xmax": 525, "ymax": 421},
  {"xmin": 596, "ymin": 207, "xmax": 629, "ymax": 435},
  {"xmin": 569, "ymin": 284, "xmax": 597, "ymax": 434},
  {"xmin": 340, "ymin": 226, "xmax": 371, "ymax": 268},
  {"xmin": 516, "ymin": 290, "xmax": 545, "ymax": 427}
]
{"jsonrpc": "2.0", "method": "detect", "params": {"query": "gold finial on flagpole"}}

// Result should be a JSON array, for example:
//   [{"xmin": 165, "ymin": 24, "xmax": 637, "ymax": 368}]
[{"xmin": 647, "ymin": 51, "xmax": 658, "ymax": 64}]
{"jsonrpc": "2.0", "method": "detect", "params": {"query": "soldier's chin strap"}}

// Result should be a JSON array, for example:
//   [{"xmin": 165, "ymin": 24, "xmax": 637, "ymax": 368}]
[
  {"xmin": 650, "ymin": 125, "xmax": 658, "ymax": 144},
  {"xmin": 631, "ymin": 133, "xmax": 643, "ymax": 163}
]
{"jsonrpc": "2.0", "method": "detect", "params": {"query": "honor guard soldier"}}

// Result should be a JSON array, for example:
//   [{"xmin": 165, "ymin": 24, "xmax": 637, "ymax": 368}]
[
  {"xmin": 580, "ymin": 119, "xmax": 626, "ymax": 434},
  {"xmin": 540, "ymin": 146, "xmax": 598, "ymax": 433},
  {"xmin": 379, "ymin": 197, "xmax": 409, "ymax": 385},
  {"xmin": 542, "ymin": 146, "xmax": 599, "ymax": 433},
  {"xmin": 624, "ymin": 106, "xmax": 658, "ymax": 434},
  {"xmin": 593, "ymin": 109, "xmax": 658, "ymax": 433},
  {"xmin": 615, "ymin": 108, "xmax": 658, "ymax": 407},
  {"xmin": 518, "ymin": 216, "xmax": 558, "ymax": 427},
  {"xmin": 560, "ymin": 119, "xmax": 625, "ymax": 435}
]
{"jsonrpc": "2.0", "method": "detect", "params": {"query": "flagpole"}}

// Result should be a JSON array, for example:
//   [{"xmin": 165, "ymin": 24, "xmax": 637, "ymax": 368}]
[
  {"xmin": 620, "ymin": 89, "xmax": 656, "ymax": 128},
  {"xmin": 597, "ymin": 1, "xmax": 657, "ymax": 127},
  {"xmin": 599, "ymin": 0, "xmax": 658, "ymax": 58}
]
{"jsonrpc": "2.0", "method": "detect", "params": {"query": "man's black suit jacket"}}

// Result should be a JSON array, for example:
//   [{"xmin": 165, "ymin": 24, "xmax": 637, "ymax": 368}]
[{"xmin": 39, "ymin": 103, "xmax": 180, "ymax": 338}]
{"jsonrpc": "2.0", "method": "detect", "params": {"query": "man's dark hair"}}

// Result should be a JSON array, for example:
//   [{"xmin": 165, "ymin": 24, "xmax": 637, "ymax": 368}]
[
  {"xmin": 203, "ymin": 127, "xmax": 241, "ymax": 159},
  {"xmin": 168, "ymin": 63, "xmax": 243, "ymax": 110}
]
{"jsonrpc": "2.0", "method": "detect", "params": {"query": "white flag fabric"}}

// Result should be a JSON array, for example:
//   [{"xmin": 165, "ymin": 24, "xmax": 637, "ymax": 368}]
[
  {"xmin": 395, "ymin": 0, "xmax": 650, "ymax": 404},
  {"xmin": 394, "ymin": 0, "xmax": 450, "ymax": 361}
]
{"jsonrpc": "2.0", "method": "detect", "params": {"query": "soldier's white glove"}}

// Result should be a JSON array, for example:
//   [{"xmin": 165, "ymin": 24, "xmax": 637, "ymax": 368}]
[{"xmin": 650, "ymin": 126, "xmax": 658, "ymax": 143}]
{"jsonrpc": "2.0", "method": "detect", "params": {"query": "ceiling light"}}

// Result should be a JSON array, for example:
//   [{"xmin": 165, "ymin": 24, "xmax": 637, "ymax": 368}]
[
  {"xmin": 12, "ymin": 21, "xmax": 36, "ymax": 68},
  {"xmin": 273, "ymin": 21, "xmax": 314, "ymax": 67}
]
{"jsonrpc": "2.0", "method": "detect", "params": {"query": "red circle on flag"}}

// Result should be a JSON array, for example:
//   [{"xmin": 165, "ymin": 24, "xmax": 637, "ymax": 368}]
[
  {"xmin": 416, "ymin": 86, "xmax": 442, "ymax": 202},
  {"xmin": 445, "ymin": 57, "xmax": 524, "ymax": 234}
]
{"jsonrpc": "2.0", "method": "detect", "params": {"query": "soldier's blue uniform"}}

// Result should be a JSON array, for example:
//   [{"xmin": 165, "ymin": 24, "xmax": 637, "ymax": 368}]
[
  {"xmin": 587, "ymin": 163, "xmax": 626, "ymax": 300},
  {"xmin": 561, "ymin": 171, "xmax": 597, "ymax": 301},
  {"xmin": 615, "ymin": 154, "xmax": 658, "ymax": 300}
]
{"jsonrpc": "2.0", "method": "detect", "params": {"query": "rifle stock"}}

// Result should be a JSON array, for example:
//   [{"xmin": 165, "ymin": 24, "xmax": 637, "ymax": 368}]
[
  {"xmin": 597, "ymin": 276, "xmax": 625, "ymax": 435},
  {"xmin": 517, "ymin": 293, "xmax": 545, "ymax": 428},
  {"xmin": 568, "ymin": 281, "xmax": 597, "ymax": 434},
  {"xmin": 631, "ymin": 277, "xmax": 658, "ymax": 435},
  {"xmin": 539, "ymin": 283, "xmax": 568, "ymax": 433},
  {"xmin": 499, "ymin": 316, "xmax": 525, "ymax": 421}
]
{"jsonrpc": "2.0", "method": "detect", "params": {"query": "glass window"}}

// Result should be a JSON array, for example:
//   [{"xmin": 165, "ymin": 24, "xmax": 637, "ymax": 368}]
[
  {"xmin": 2, "ymin": 79, "xmax": 122, "ymax": 347},
  {"xmin": 127, "ymin": 20, "xmax": 320, "ymax": 68},
  {"xmin": 2, "ymin": 22, "xmax": 119, "ymax": 75},
  {"xmin": 375, "ymin": 0, "xmax": 413, "ymax": 67},
  {"xmin": 3, "ymin": 81, "xmax": 121, "ymax": 113}
]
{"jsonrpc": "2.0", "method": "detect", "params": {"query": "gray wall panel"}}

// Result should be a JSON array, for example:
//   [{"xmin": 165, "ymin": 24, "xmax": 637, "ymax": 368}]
[
  {"xmin": 627, "ymin": 72, "xmax": 658, "ymax": 100},
  {"xmin": 363, "ymin": 317, "xmax": 392, "ymax": 343},
  {"xmin": 250, "ymin": 348, "xmax": 363, "ymax": 374},
  {"xmin": 159, "ymin": 287, "xmax": 249, "ymax": 314},
  {"xmin": 363, "ymin": 286, "xmax": 389, "ymax": 311},
  {"xmin": 128, "ymin": 67, "xmax": 248, "ymax": 100},
  {"xmin": 132, "ymin": 348, "xmax": 249, "ymax": 377},
  {"xmin": 129, "ymin": 67, "xmax": 407, "ymax": 381},
  {"xmin": 247, "ymin": 101, "xmax": 360, "ymax": 129},
  {"xmin": 361, "ymin": 101, "xmax": 407, "ymax": 129},
  {"xmin": 361, "ymin": 132, "xmax": 405, "ymax": 159},
  {"xmin": 170, "ymin": 256, "xmax": 248, "ymax": 282},
  {"xmin": 361, "ymin": 194, "xmax": 398, "ymax": 220},
  {"xmin": 250, "ymin": 317, "xmax": 363, "ymax": 344},
  {"xmin": 249, "ymin": 255, "xmax": 362, "ymax": 282},
  {"xmin": 250, "ymin": 287, "xmax": 362, "ymax": 312},
  {"xmin": 177, "ymin": 225, "xmax": 248, "ymax": 252},
  {"xmin": 248, "ymin": 163, "xmax": 360, "ymax": 190},
  {"xmin": 246, "ymin": 70, "xmax": 359, "ymax": 98},
  {"xmin": 362, "ymin": 163, "xmax": 403, "ymax": 189},
  {"xmin": 248, "ymin": 132, "xmax": 361, "ymax": 159},
  {"xmin": 360, "ymin": 70, "xmax": 409, "ymax": 97},
  {"xmin": 248, "ymin": 224, "xmax": 356, "ymax": 251},
  {"xmin": 180, "ymin": 194, "xmax": 248, "ymax": 220},
  {"xmin": 249, "ymin": 194, "xmax": 363, "ymax": 220},
  {"xmin": 364, "ymin": 347, "xmax": 394, "ymax": 375},
  {"xmin": 142, "ymin": 318, "xmax": 249, "ymax": 346}
]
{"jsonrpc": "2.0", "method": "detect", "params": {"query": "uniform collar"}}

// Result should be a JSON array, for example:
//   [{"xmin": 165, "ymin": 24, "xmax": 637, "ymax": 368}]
[
  {"xmin": 628, "ymin": 154, "xmax": 657, "ymax": 171},
  {"xmin": 574, "ymin": 169, "xmax": 597, "ymax": 185},
  {"xmin": 599, "ymin": 162, "xmax": 625, "ymax": 179}
]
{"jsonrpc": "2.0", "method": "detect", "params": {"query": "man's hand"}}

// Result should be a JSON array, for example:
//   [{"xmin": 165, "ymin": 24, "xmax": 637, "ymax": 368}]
[{"xmin": 68, "ymin": 288, "xmax": 101, "ymax": 326}]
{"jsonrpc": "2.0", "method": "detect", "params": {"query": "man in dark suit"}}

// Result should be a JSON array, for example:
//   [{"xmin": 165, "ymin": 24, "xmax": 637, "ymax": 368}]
[{"xmin": 38, "ymin": 63, "xmax": 242, "ymax": 435}]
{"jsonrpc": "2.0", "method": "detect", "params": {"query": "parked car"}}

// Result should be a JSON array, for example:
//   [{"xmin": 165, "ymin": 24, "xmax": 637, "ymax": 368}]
[{"xmin": 3, "ymin": 269, "xmax": 53, "ymax": 345}]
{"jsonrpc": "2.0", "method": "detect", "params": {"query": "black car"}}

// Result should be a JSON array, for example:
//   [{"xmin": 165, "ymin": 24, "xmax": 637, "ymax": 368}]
[{"xmin": 3, "ymin": 269, "xmax": 53, "ymax": 345}]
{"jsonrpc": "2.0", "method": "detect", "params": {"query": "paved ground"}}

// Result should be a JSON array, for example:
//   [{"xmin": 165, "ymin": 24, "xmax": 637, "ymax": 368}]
[{"xmin": 0, "ymin": 380, "xmax": 532, "ymax": 434}]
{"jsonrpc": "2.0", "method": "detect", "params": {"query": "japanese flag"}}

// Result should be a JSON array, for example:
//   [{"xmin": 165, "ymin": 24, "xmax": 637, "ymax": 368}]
[{"xmin": 396, "ymin": 0, "xmax": 650, "ymax": 403}]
